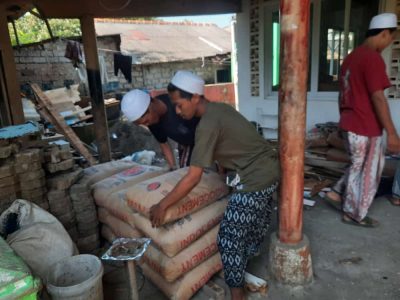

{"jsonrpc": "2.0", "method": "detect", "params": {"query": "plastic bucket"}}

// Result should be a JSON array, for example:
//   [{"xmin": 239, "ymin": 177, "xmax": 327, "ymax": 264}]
[{"xmin": 46, "ymin": 254, "xmax": 104, "ymax": 300}]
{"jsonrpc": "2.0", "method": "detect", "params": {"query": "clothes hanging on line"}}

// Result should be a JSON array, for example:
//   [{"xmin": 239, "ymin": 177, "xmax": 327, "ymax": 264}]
[
  {"xmin": 64, "ymin": 41, "xmax": 83, "ymax": 68},
  {"xmin": 99, "ymin": 55, "xmax": 109, "ymax": 84},
  {"xmin": 114, "ymin": 53, "xmax": 132, "ymax": 83}
]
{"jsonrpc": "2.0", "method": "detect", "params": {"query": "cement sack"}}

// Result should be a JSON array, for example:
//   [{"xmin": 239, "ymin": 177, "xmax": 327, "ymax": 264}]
[
  {"xmin": 98, "ymin": 207, "xmax": 141, "ymax": 238},
  {"xmin": 0, "ymin": 199, "xmax": 77, "ymax": 281},
  {"xmin": 133, "ymin": 198, "xmax": 228, "ymax": 257},
  {"xmin": 144, "ymin": 225, "xmax": 219, "ymax": 282},
  {"xmin": 95, "ymin": 190, "xmax": 136, "ymax": 226},
  {"xmin": 101, "ymin": 224, "xmax": 117, "ymax": 243},
  {"xmin": 93, "ymin": 164, "xmax": 166, "ymax": 216},
  {"xmin": 126, "ymin": 168, "xmax": 229, "ymax": 224},
  {"xmin": 141, "ymin": 253, "xmax": 223, "ymax": 300},
  {"xmin": 81, "ymin": 160, "xmax": 138, "ymax": 187}
]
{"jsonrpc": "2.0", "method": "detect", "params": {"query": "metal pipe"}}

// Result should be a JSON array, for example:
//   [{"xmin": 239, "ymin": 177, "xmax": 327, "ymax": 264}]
[{"xmin": 278, "ymin": 0, "xmax": 311, "ymax": 245}]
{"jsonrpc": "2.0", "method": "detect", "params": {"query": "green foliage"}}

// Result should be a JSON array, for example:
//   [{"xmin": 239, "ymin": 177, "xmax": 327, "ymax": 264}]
[{"xmin": 9, "ymin": 12, "xmax": 81, "ymax": 46}]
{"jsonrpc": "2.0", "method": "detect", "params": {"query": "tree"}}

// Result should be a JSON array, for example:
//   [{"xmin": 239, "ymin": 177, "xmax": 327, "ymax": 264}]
[{"xmin": 8, "ymin": 11, "xmax": 81, "ymax": 46}]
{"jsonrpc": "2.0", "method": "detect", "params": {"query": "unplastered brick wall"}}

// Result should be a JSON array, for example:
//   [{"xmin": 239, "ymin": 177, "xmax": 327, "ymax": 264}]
[
  {"xmin": 14, "ymin": 37, "xmax": 228, "ymax": 93},
  {"xmin": 125, "ymin": 60, "xmax": 223, "ymax": 90},
  {"xmin": 13, "ymin": 36, "xmax": 119, "ymax": 94}
]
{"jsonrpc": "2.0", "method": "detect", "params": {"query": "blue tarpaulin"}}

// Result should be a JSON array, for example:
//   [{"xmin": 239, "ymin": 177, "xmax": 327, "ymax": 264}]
[{"xmin": 0, "ymin": 122, "xmax": 40, "ymax": 140}]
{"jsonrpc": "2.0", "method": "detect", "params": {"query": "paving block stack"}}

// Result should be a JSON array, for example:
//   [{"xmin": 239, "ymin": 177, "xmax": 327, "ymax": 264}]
[
  {"xmin": 15, "ymin": 148, "xmax": 48, "ymax": 210},
  {"xmin": 69, "ymin": 160, "xmax": 137, "ymax": 253},
  {"xmin": 0, "ymin": 140, "xmax": 19, "ymax": 213},
  {"xmin": 44, "ymin": 143, "xmax": 80, "ymax": 239},
  {"xmin": 96, "ymin": 168, "xmax": 230, "ymax": 300}
]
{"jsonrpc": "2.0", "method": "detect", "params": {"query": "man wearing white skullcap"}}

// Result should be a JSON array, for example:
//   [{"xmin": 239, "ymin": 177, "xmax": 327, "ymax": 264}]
[
  {"xmin": 150, "ymin": 70, "xmax": 280, "ymax": 300},
  {"xmin": 121, "ymin": 89, "xmax": 199, "ymax": 170},
  {"xmin": 324, "ymin": 13, "xmax": 400, "ymax": 226}
]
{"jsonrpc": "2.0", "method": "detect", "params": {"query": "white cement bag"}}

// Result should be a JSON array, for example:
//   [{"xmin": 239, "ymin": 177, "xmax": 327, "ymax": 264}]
[
  {"xmin": 144, "ymin": 225, "xmax": 219, "ymax": 282},
  {"xmin": 81, "ymin": 160, "xmax": 138, "ymax": 187},
  {"xmin": 141, "ymin": 253, "xmax": 223, "ymax": 300},
  {"xmin": 133, "ymin": 198, "xmax": 228, "ymax": 257},
  {"xmin": 126, "ymin": 168, "xmax": 228, "ymax": 224},
  {"xmin": 101, "ymin": 224, "xmax": 117, "ymax": 243},
  {"xmin": 95, "ymin": 190, "xmax": 136, "ymax": 226},
  {"xmin": 0, "ymin": 200, "xmax": 77, "ymax": 281},
  {"xmin": 98, "ymin": 207, "xmax": 141, "ymax": 238},
  {"xmin": 93, "ymin": 164, "xmax": 165, "ymax": 217}
]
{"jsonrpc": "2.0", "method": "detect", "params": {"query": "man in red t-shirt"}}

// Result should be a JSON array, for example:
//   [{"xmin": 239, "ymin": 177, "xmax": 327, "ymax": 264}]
[{"xmin": 325, "ymin": 13, "xmax": 400, "ymax": 227}]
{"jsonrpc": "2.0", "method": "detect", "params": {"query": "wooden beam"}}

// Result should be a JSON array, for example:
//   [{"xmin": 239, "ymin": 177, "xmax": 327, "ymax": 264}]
[
  {"xmin": 0, "ymin": 9, "xmax": 24, "ymax": 125},
  {"xmin": 80, "ymin": 15, "xmax": 111, "ymax": 163},
  {"xmin": 30, "ymin": 83, "xmax": 97, "ymax": 165},
  {"xmin": 19, "ymin": 0, "xmax": 241, "ymax": 18}
]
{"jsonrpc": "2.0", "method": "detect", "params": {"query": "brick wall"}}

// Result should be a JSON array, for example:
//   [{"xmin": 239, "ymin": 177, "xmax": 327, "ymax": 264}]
[{"xmin": 13, "ymin": 37, "xmax": 230, "ymax": 95}]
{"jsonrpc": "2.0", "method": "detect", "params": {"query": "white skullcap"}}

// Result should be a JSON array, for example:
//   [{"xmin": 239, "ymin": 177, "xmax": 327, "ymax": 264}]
[
  {"xmin": 121, "ymin": 89, "xmax": 150, "ymax": 122},
  {"xmin": 170, "ymin": 70, "xmax": 205, "ymax": 95},
  {"xmin": 369, "ymin": 13, "xmax": 397, "ymax": 30}
]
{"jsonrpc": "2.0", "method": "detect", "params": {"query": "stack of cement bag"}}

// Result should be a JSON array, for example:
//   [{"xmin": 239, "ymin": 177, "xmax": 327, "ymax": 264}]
[
  {"xmin": 93, "ymin": 163, "xmax": 167, "ymax": 238},
  {"xmin": 69, "ymin": 160, "xmax": 137, "ymax": 253},
  {"xmin": 94, "ymin": 168, "xmax": 229, "ymax": 300}
]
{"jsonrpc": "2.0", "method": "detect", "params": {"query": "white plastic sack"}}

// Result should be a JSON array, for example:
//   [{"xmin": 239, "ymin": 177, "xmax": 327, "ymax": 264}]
[{"xmin": 0, "ymin": 199, "xmax": 78, "ymax": 281}]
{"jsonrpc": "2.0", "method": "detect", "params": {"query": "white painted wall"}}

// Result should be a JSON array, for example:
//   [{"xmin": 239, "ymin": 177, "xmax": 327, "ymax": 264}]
[{"xmin": 236, "ymin": 0, "xmax": 400, "ymax": 138}]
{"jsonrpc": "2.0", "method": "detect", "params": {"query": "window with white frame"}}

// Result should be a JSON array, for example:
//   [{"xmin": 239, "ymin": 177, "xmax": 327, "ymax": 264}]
[{"xmin": 264, "ymin": 0, "xmax": 380, "ymax": 97}]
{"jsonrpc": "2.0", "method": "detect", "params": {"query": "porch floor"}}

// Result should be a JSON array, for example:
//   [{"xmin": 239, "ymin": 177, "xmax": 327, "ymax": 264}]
[
  {"xmin": 248, "ymin": 195, "xmax": 400, "ymax": 300},
  {"xmin": 103, "ymin": 195, "xmax": 400, "ymax": 300}
]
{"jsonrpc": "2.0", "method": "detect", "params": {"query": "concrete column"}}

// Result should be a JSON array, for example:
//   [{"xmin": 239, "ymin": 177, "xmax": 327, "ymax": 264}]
[
  {"xmin": 80, "ymin": 15, "xmax": 111, "ymax": 163},
  {"xmin": 270, "ymin": 0, "xmax": 313, "ymax": 285}
]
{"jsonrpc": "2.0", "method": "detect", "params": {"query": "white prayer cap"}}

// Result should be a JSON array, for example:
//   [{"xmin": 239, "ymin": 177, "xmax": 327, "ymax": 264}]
[
  {"xmin": 121, "ymin": 89, "xmax": 150, "ymax": 122},
  {"xmin": 369, "ymin": 13, "xmax": 397, "ymax": 30},
  {"xmin": 170, "ymin": 70, "xmax": 205, "ymax": 95}
]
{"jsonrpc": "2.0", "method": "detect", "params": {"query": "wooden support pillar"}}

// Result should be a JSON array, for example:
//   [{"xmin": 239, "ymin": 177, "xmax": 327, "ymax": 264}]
[
  {"xmin": 278, "ymin": 0, "xmax": 311, "ymax": 245},
  {"xmin": 0, "ymin": 10, "xmax": 24, "ymax": 125},
  {"xmin": 80, "ymin": 16, "xmax": 111, "ymax": 163}
]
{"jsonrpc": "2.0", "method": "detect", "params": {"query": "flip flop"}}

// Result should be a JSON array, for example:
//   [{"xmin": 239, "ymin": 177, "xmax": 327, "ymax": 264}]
[
  {"xmin": 323, "ymin": 195, "xmax": 342, "ymax": 211},
  {"xmin": 389, "ymin": 197, "xmax": 400, "ymax": 206},
  {"xmin": 342, "ymin": 215, "xmax": 379, "ymax": 228}
]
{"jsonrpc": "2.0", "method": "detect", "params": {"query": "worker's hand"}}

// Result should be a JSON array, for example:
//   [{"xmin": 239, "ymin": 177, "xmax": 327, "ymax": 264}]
[
  {"xmin": 387, "ymin": 134, "xmax": 400, "ymax": 154},
  {"xmin": 149, "ymin": 202, "xmax": 166, "ymax": 228}
]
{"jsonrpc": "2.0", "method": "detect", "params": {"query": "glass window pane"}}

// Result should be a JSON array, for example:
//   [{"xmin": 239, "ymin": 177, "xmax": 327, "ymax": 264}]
[
  {"xmin": 318, "ymin": 0, "xmax": 379, "ymax": 91},
  {"xmin": 272, "ymin": 11, "xmax": 280, "ymax": 90}
]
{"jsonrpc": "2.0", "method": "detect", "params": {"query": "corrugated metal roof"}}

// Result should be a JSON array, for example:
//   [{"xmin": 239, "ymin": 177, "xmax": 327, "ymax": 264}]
[{"xmin": 95, "ymin": 19, "xmax": 232, "ymax": 64}]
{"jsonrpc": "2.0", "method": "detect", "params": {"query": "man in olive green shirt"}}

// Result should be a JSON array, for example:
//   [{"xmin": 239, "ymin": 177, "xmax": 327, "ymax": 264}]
[{"xmin": 150, "ymin": 71, "xmax": 280, "ymax": 300}]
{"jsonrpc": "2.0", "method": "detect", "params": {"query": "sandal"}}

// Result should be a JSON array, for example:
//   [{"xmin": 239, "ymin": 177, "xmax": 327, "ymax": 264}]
[
  {"xmin": 342, "ymin": 214, "xmax": 379, "ymax": 228},
  {"xmin": 323, "ymin": 195, "xmax": 342, "ymax": 211},
  {"xmin": 389, "ymin": 197, "xmax": 400, "ymax": 206}
]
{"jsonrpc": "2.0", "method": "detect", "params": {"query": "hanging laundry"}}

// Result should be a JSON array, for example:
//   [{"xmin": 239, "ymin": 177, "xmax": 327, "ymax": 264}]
[
  {"xmin": 114, "ymin": 53, "xmax": 132, "ymax": 83},
  {"xmin": 99, "ymin": 55, "xmax": 109, "ymax": 84},
  {"xmin": 64, "ymin": 41, "xmax": 83, "ymax": 68}
]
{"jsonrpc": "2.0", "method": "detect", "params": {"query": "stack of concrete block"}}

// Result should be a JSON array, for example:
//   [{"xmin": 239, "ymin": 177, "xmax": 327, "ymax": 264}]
[
  {"xmin": 70, "ymin": 160, "xmax": 137, "ymax": 254},
  {"xmin": 70, "ymin": 182, "xmax": 100, "ymax": 253},
  {"xmin": 46, "ymin": 167, "xmax": 83, "ymax": 242},
  {"xmin": 15, "ymin": 148, "xmax": 49, "ymax": 210},
  {"xmin": 44, "ymin": 143, "xmax": 78, "ymax": 238},
  {"xmin": 0, "ymin": 140, "xmax": 19, "ymax": 213}
]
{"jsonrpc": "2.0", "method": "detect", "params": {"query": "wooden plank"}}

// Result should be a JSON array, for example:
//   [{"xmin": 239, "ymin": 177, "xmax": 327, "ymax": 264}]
[
  {"xmin": 81, "ymin": 15, "xmax": 111, "ymax": 163},
  {"xmin": 44, "ymin": 84, "xmax": 81, "ymax": 113},
  {"xmin": 30, "ymin": 83, "xmax": 96, "ymax": 165},
  {"xmin": 0, "ymin": 10, "xmax": 24, "ymax": 124}
]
